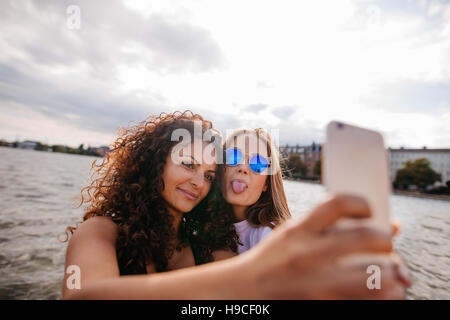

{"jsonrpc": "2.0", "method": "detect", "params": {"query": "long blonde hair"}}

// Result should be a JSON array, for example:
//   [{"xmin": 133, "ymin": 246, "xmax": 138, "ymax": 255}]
[{"xmin": 222, "ymin": 128, "xmax": 291, "ymax": 228}]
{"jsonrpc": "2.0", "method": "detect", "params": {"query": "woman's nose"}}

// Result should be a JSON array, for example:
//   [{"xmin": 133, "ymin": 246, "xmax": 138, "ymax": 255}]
[
  {"xmin": 190, "ymin": 172, "xmax": 205, "ymax": 189},
  {"xmin": 237, "ymin": 163, "xmax": 249, "ymax": 175}
]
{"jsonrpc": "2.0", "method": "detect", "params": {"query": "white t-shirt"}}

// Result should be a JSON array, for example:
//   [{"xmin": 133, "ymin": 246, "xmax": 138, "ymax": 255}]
[{"xmin": 234, "ymin": 220, "xmax": 273, "ymax": 254}]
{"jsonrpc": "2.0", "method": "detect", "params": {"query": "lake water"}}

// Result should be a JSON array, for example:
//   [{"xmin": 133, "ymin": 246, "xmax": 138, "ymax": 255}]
[{"xmin": 0, "ymin": 147, "xmax": 449, "ymax": 299}]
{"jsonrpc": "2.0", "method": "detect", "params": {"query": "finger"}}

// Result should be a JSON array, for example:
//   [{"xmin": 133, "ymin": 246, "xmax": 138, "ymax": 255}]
[
  {"xmin": 309, "ymin": 259, "xmax": 406, "ymax": 299},
  {"xmin": 383, "ymin": 284, "xmax": 407, "ymax": 300},
  {"xmin": 390, "ymin": 252, "xmax": 412, "ymax": 287},
  {"xmin": 300, "ymin": 193, "xmax": 372, "ymax": 233},
  {"xmin": 390, "ymin": 219, "xmax": 402, "ymax": 237},
  {"xmin": 333, "ymin": 258, "xmax": 406, "ymax": 299},
  {"xmin": 363, "ymin": 264, "xmax": 407, "ymax": 300},
  {"xmin": 313, "ymin": 226, "xmax": 393, "ymax": 262},
  {"xmin": 365, "ymin": 259, "xmax": 408, "ymax": 300}
]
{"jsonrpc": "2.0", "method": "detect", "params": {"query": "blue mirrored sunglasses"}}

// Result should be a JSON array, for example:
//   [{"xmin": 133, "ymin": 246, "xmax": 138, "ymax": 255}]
[{"xmin": 225, "ymin": 148, "xmax": 270, "ymax": 174}]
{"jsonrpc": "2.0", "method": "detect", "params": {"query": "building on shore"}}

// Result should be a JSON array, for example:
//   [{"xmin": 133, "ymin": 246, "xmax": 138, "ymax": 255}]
[
  {"xmin": 388, "ymin": 147, "xmax": 450, "ymax": 187},
  {"xmin": 91, "ymin": 146, "xmax": 110, "ymax": 157},
  {"xmin": 0, "ymin": 140, "xmax": 12, "ymax": 147},
  {"xmin": 18, "ymin": 140, "xmax": 38, "ymax": 150},
  {"xmin": 279, "ymin": 142, "xmax": 322, "ymax": 178}
]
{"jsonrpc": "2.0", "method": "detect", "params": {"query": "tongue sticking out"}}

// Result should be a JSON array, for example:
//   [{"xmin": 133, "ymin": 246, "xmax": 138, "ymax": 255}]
[{"xmin": 231, "ymin": 181, "xmax": 247, "ymax": 194}]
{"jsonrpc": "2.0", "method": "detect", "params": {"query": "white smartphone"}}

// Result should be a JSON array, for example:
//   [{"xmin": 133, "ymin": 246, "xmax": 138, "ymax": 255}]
[{"xmin": 323, "ymin": 121, "xmax": 391, "ymax": 233}]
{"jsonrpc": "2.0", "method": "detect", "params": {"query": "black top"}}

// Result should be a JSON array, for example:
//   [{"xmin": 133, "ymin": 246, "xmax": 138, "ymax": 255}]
[
  {"xmin": 118, "ymin": 217, "xmax": 215, "ymax": 275},
  {"xmin": 141, "ymin": 246, "xmax": 202, "ymax": 274}
]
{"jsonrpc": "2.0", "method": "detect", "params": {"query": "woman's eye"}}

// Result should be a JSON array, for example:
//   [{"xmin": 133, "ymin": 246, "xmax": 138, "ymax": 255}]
[
  {"xmin": 205, "ymin": 174, "xmax": 214, "ymax": 182},
  {"xmin": 182, "ymin": 162, "xmax": 194, "ymax": 169}
]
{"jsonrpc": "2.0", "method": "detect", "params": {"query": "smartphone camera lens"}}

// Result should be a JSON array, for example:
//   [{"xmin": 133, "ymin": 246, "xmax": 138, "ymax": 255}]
[{"xmin": 337, "ymin": 122, "xmax": 344, "ymax": 129}]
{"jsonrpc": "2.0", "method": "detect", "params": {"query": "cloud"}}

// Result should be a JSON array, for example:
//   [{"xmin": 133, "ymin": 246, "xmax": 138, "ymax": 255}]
[
  {"xmin": 0, "ymin": 0, "xmax": 226, "ymax": 76},
  {"xmin": 0, "ymin": 0, "xmax": 228, "ymax": 145},
  {"xmin": 1, "ymin": 0, "xmax": 449, "ymax": 149},
  {"xmin": 274, "ymin": 116, "xmax": 324, "ymax": 147},
  {"xmin": 200, "ymin": 104, "xmax": 323, "ymax": 147},
  {"xmin": 256, "ymin": 81, "xmax": 273, "ymax": 88},
  {"xmin": 0, "ymin": 100, "xmax": 115, "ymax": 146},
  {"xmin": 359, "ymin": 79, "xmax": 450, "ymax": 114},
  {"xmin": 188, "ymin": 105, "xmax": 321, "ymax": 147},
  {"xmin": 271, "ymin": 105, "xmax": 297, "ymax": 119},
  {"xmin": 243, "ymin": 104, "xmax": 268, "ymax": 113},
  {"xmin": 0, "ymin": 60, "xmax": 164, "ymax": 134}
]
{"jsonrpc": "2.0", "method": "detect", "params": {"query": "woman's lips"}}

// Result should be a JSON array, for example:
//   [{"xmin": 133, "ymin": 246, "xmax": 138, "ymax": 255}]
[
  {"xmin": 177, "ymin": 188, "xmax": 199, "ymax": 201},
  {"xmin": 231, "ymin": 180, "xmax": 248, "ymax": 194}
]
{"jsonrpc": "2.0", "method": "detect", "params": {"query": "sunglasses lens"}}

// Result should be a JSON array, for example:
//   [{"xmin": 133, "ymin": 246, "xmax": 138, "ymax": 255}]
[
  {"xmin": 225, "ymin": 148, "xmax": 242, "ymax": 166},
  {"xmin": 249, "ymin": 155, "xmax": 269, "ymax": 173}
]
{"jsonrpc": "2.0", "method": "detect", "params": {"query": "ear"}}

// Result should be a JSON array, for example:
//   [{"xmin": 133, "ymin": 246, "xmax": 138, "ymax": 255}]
[{"xmin": 262, "ymin": 183, "xmax": 268, "ymax": 192}]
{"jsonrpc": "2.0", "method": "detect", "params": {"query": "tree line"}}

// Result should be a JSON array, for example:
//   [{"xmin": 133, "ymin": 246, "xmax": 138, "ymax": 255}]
[{"xmin": 0, "ymin": 140, "xmax": 104, "ymax": 157}]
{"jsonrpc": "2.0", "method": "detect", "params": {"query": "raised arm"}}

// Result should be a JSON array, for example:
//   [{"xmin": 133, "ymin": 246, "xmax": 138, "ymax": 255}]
[
  {"xmin": 62, "ymin": 216, "xmax": 251, "ymax": 299},
  {"xmin": 211, "ymin": 249, "xmax": 237, "ymax": 261}
]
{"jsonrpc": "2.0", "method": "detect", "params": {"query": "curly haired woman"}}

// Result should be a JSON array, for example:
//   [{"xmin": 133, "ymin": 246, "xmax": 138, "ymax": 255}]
[{"xmin": 61, "ymin": 111, "xmax": 237, "ymax": 283}]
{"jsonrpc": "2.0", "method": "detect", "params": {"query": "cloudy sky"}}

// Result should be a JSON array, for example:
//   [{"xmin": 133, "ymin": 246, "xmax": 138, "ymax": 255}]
[{"xmin": 1, "ymin": 0, "xmax": 449, "ymax": 148}]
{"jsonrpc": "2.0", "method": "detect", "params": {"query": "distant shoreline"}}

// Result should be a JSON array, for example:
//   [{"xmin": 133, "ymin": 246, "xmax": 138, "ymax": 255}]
[
  {"xmin": 391, "ymin": 190, "xmax": 450, "ymax": 202},
  {"xmin": 286, "ymin": 178, "xmax": 450, "ymax": 202},
  {"xmin": 0, "ymin": 145, "xmax": 103, "ymax": 158}
]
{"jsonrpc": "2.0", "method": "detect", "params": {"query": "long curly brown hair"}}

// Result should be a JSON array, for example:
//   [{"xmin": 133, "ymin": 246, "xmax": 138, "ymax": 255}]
[{"xmin": 61, "ymin": 111, "xmax": 238, "ymax": 274}]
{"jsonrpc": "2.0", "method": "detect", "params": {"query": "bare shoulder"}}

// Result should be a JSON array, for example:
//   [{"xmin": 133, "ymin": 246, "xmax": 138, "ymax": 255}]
[{"xmin": 70, "ymin": 216, "xmax": 118, "ymax": 245}]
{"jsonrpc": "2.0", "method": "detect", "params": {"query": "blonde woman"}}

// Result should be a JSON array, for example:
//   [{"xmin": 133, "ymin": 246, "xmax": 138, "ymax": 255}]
[{"xmin": 219, "ymin": 128, "xmax": 290, "ymax": 254}]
